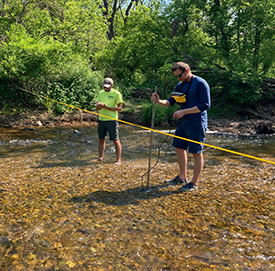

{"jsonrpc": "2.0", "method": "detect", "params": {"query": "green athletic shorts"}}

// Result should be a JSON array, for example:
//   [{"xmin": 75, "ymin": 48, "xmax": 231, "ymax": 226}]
[{"xmin": 98, "ymin": 120, "xmax": 119, "ymax": 141}]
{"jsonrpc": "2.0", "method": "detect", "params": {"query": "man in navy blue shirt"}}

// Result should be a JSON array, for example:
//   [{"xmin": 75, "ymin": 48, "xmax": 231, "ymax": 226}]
[{"xmin": 151, "ymin": 62, "xmax": 211, "ymax": 191}]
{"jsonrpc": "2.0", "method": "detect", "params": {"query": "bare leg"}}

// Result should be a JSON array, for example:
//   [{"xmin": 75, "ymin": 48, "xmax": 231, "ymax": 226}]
[
  {"xmin": 175, "ymin": 147, "xmax": 187, "ymax": 180},
  {"xmin": 113, "ymin": 139, "xmax": 122, "ymax": 164},
  {"xmin": 191, "ymin": 153, "xmax": 204, "ymax": 186},
  {"xmin": 98, "ymin": 138, "xmax": 106, "ymax": 160}
]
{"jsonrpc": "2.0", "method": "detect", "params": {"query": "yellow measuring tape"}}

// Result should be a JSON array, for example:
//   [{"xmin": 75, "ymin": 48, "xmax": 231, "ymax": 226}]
[{"xmin": 22, "ymin": 89, "xmax": 275, "ymax": 165}]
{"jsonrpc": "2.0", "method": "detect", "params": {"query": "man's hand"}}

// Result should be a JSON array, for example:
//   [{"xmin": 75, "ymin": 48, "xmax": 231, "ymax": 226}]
[
  {"xmin": 151, "ymin": 93, "xmax": 159, "ymax": 104},
  {"xmin": 151, "ymin": 94, "xmax": 170, "ymax": 107},
  {"xmin": 96, "ymin": 101, "xmax": 107, "ymax": 110},
  {"xmin": 173, "ymin": 109, "xmax": 185, "ymax": 119}
]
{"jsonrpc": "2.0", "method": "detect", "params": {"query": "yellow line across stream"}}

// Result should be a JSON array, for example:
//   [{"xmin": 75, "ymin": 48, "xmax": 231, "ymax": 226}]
[{"xmin": 21, "ymin": 89, "xmax": 275, "ymax": 165}]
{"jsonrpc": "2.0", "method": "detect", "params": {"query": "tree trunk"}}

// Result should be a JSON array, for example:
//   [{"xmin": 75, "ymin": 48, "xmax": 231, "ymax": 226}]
[{"xmin": 2, "ymin": 0, "xmax": 5, "ymax": 17}]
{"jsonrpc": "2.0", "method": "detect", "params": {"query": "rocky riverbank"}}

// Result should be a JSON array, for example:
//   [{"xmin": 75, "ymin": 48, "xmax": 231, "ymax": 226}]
[{"xmin": 0, "ymin": 109, "xmax": 274, "ymax": 135}]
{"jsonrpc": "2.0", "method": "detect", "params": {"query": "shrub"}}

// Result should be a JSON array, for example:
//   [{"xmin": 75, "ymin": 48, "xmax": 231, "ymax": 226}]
[
  {"xmin": 0, "ymin": 25, "xmax": 103, "ymax": 113},
  {"xmin": 140, "ymin": 101, "xmax": 180, "ymax": 126}
]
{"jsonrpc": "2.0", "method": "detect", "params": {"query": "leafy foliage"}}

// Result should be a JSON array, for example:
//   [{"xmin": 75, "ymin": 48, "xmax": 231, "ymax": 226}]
[
  {"xmin": 0, "ymin": 25, "xmax": 103, "ymax": 113},
  {"xmin": 98, "ymin": 4, "xmax": 173, "ymax": 79},
  {"xmin": 140, "ymin": 102, "xmax": 180, "ymax": 126},
  {"xmin": 0, "ymin": 0, "xmax": 106, "ymax": 113},
  {"xmin": 0, "ymin": 0, "xmax": 274, "ymax": 116},
  {"xmin": 203, "ymin": 70, "xmax": 263, "ymax": 104}
]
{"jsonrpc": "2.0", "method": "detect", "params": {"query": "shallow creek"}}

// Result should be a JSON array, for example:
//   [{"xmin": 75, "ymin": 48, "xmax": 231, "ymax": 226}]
[{"xmin": 0, "ymin": 125, "xmax": 274, "ymax": 270}]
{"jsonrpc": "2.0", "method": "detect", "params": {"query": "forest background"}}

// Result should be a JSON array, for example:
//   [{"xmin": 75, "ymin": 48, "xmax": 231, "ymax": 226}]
[{"xmin": 1, "ymin": 0, "xmax": 275, "ymax": 127}]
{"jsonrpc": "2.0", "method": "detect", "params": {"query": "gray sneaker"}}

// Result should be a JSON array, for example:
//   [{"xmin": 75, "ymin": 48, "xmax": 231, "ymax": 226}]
[
  {"xmin": 165, "ymin": 175, "xmax": 187, "ymax": 186},
  {"xmin": 177, "ymin": 182, "xmax": 198, "ymax": 192}
]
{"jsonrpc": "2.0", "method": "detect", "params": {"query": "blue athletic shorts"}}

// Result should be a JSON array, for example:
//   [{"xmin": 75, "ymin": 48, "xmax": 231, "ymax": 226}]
[
  {"xmin": 98, "ymin": 120, "xmax": 119, "ymax": 141},
  {"xmin": 172, "ymin": 119, "xmax": 207, "ymax": 153}
]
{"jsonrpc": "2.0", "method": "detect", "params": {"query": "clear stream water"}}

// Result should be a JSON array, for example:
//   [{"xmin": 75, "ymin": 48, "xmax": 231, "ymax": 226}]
[
  {"xmin": 0, "ymin": 125, "xmax": 275, "ymax": 164},
  {"xmin": 0, "ymin": 125, "xmax": 274, "ymax": 270}
]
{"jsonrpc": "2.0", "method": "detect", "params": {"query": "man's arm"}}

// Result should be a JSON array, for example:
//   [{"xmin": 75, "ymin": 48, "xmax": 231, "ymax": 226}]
[
  {"xmin": 173, "ymin": 106, "xmax": 201, "ymax": 119},
  {"xmin": 99, "ymin": 102, "xmax": 122, "ymax": 112},
  {"xmin": 151, "ymin": 93, "xmax": 170, "ymax": 107}
]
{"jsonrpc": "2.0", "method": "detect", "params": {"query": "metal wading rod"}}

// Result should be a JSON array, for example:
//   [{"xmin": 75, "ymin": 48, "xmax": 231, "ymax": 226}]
[{"xmin": 146, "ymin": 86, "xmax": 157, "ymax": 190}]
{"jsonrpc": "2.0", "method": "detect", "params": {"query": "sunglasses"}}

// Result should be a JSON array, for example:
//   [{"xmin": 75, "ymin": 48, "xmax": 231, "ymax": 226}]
[{"xmin": 175, "ymin": 70, "xmax": 185, "ymax": 78}]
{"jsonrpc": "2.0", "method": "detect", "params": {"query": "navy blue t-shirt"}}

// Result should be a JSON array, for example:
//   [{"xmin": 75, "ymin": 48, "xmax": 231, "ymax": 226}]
[{"xmin": 167, "ymin": 76, "xmax": 210, "ymax": 122}]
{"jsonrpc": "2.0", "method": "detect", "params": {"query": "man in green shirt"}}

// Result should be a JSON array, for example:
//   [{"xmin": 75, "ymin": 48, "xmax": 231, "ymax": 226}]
[{"xmin": 95, "ymin": 78, "xmax": 123, "ymax": 165}]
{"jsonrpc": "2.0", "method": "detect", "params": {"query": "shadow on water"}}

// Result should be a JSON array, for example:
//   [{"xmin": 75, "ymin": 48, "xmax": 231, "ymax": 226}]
[
  {"xmin": 35, "ymin": 159, "xmax": 102, "ymax": 168},
  {"xmin": 70, "ymin": 184, "xmax": 181, "ymax": 206},
  {"xmin": 1, "ymin": 125, "xmax": 275, "ymax": 270}
]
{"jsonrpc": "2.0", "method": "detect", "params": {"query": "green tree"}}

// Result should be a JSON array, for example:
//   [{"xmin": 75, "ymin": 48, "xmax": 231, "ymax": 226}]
[
  {"xmin": 0, "ymin": 0, "xmax": 107, "ymax": 112},
  {"xmin": 99, "ymin": 0, "xmax": 146, "ymax": 40},
  {"xmin": 165, "ymin": 0, "xmax": 275, "ymax": 109},
  {"xmin": 1, "ymin": 0, "xmax": 107, "ymax": 56},
  {"xmin": 0, "ymin": 26, "xmax": 103, "ymax": 112},
  {"xmin": 98, "ymin": 1, "xmax": 175, "ymax": 92}
]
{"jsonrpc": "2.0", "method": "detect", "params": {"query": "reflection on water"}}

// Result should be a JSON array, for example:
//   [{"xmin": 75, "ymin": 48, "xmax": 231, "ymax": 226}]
[
  {"xmin": 0, "ymin": 125, "xmax": 275, "ymax": 164},
  {"xmin": 0, "ymin": 125, "xmax": 274, "ymax": 270}
]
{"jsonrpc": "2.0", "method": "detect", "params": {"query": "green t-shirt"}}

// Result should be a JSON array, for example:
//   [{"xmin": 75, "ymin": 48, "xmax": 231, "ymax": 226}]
[{"xmin": 96, "ymin": 88, "xmax": 123, "ymax": 121}]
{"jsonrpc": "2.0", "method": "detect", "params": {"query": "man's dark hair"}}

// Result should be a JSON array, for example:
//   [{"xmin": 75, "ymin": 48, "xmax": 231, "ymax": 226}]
[{"xmin": 171, "ymin": 62, "xmax": 190, "ymax": 72}]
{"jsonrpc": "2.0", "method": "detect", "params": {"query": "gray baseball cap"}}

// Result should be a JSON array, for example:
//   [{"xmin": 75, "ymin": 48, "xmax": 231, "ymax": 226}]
[{"xmin": 102, "ymin": 78, "xmax": 113, "ymax": 88}]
